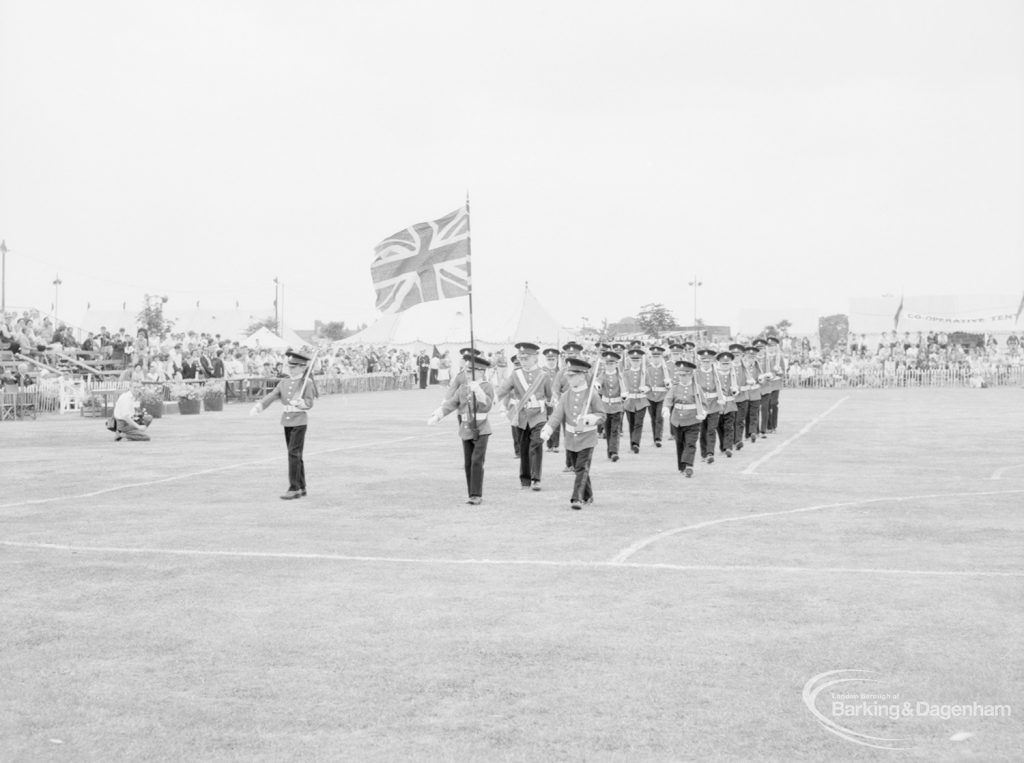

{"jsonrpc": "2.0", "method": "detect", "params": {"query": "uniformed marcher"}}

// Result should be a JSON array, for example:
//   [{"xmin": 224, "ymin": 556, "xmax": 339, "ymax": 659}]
[
  {"xmin": 428, "ymin": 354, "xmax": 494, "ymax": 505},
  {"xmin": 729, "ymin": 343, "xmax": 753, "ymax": 451},
  {"xmin": 541, "ymin": 357, "xmax": 605, "ymax": 509},
  {"xmin": 621, "ymin": 347, "xmax": 650, "ymax": 453},
  {"xmin": 541, "ymin": 347, "xmax": 561, "ymax": 453},
  {"xmin": 753, "ymin": 338, "xmax": 772, "ymax": 438},
  {"xmin": 496, "ymin": 342, "xmax": 554, "ymax": 490},
  {"xmin": 695, "ymin": 348, "xmax": 723, "ymax": 463},
  {"xmin": 714, "ymin": 350, "xmax": 740, "ymax": 457},
  {"xmin": 763, "ymin": 335, "xmax": 786, "ymax": 433},
  {"xmin": 743, "ymin": 344, "xmax": 763, "ymax": 444},
  {"xmin": 554, "ymin": 341, "xmax": 586, "ymax": 472},
  {"xmin": 508, "ymin": 354, "xmax": 522, "ymax": 458},
  {"xmin": 664, "ymin": 360, "xmax": 707, "ymax": 477},
  {"xmin": 250, "ymin": 349, "xmax": 318, "ymax": 499},
  {"xmin": 597, "ymin": 350, "xmax": 625, "ymax": 461},
  {"xmin": 644, "ymin": 345, "xmax": 670, "ymax": 448}
]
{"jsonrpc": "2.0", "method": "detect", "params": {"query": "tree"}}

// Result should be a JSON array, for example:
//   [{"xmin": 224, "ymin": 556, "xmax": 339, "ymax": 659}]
[
  {"xmin": 319, "ymin": 321, "xmax": 353, "ymax": 341},
  {"xmin": 137, "ymin": 294, "xmax": 174, "ymax": 339},
  {"xmin": 605, "ymin": 315, "xmax": 640, "ymax": 336},
  {"xmin": 246, "ymin": 316, "xmax": 279, "ymax": 334},
  {"xmin": 636, "ymin": 303, "xmax": 680, "ymax": 337}
]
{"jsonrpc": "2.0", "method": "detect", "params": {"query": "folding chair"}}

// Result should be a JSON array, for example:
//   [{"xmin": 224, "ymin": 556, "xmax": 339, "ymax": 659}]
[{"xmin": 16, "ymin": 387, "xmax": 38, "ymax": 419}]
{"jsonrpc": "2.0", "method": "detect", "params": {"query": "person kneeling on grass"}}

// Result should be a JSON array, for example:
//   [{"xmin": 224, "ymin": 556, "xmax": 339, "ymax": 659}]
[
  {"xmin": 540, "ymin": 357, "xmax": 605, "ymax": 510},
  {"xmin": 112, "ymin": 382, "xmax": 153, "ymax": 441}
]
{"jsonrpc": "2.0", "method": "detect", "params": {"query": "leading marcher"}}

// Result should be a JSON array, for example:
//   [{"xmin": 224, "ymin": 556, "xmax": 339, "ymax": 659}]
[{"xmin": 428, "ymin": 354, "xmax": 494, "ymax": 505}]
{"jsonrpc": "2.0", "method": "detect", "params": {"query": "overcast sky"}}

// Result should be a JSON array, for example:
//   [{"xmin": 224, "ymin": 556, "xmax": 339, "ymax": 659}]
[{"xmin": 1, "ymin": 0, "xmax": 1022, "ymax": 334}]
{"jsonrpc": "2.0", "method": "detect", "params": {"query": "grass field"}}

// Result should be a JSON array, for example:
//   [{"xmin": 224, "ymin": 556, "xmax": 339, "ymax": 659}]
[{"xmin": 1, "ymin": 386, "xmax": 1022, "ymax": 761}]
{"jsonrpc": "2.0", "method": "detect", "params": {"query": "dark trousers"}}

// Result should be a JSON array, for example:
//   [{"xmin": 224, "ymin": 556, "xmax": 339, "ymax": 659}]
[
  {"xmin": 284, "ymin": 425, "xmax": 307, "ymax": 491},
  {"xmin": 604, "ymin": 412, "xmax": 623, "ymax": 456},
  {"xmin": 733, "ymin": 400, "xmax": 749, "ymax": 445},
  {"xmin": 115, "ymin": 419, "xmax": 150, "ymax": 441},
  {"xmin": 759, "ymin": 393, "xmax": 771, "ymax": 434},
  {"xmin": 429, "ymin": 368, "xmax": 438, "ymax": 385},
  {"xmin": 717, "ymin": 410, "xmax": 735, "ymax": 452},
  {"xmin": 674, "ymin": 423, "xmax": 700, "ymax": 469},
  {"xmin": 768, "ymin": 389, "xmax": 780, "ymax": 430},
  {"xmin": 700, "ymin": 412, "xmax": 720, "ymax": 457},
  {"xmin": 648, "ymin": 399, "xmax": 664, "ymax": 442},
  {"xmin": 746, "ymin": 397, "xmax": 761, "ymax": 439},
  {"xmin": 546, "ymin": 405, "xmax": 560, "ymax": 449},
  {"xmin": 512, "ymin": 425, "xmax": 521, "ymax": 457},
  {"xmin": 517, "ymin": 424, "xmax": 544, "ymax": 485},
  {"xmin": 625, "ymin": 407, "xmax": 647, "ymax": 448},
  {"xmin": 567, "ymin": 447, "xmax": 594, "ymax": 503},
  {"xmin": 461, "ymin": 434, "xmax": 489, "ymax": 497},
  {"xmin": 418, "ymin": 367, "xmax": 428, "ymax": 389}
]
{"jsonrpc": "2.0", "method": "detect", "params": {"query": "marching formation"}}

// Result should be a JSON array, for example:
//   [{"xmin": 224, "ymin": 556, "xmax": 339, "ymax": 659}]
[{"xmin": 428, "ymin": 337, "xmax": 788, "ymax": 510}]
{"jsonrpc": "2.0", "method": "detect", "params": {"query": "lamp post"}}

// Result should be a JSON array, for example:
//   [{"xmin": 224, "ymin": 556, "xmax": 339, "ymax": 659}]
[
  {"xmin": 688, "ymin": 276, "xmax": 702, "ymax": 338},
  {"xmin": 273, "ymin": 277, "xmax": 280, "ymax": 332},
  {"xmin": 53, "ymin": 273, "xmax": 63, "ymax": 321}
]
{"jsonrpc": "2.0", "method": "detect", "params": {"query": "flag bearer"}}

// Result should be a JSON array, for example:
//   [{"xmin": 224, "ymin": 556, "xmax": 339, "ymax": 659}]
[{"xmin": 428, "ymin": 354, "xmax": 494, "ymax": 505}]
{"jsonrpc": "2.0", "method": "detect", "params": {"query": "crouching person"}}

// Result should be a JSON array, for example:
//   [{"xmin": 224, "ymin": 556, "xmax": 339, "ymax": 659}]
[
  {"xmin": 540, "ymin": 357, "xmax": 605, "ymax": 510},
  {"xmin": 113, "ymin": 382, "xmax": 152, "ymax": 441}
]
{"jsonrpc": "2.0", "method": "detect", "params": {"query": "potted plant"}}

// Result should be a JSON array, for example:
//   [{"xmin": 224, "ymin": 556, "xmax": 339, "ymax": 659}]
[
  {"xmin": 138, "ymin": 383, "xmax": 166, "ymax": 419},
  {"xmin": 203, "ymin": 379, "xmax": 225, "ymax": 412},
  {"xmin": 170, "ymin": 381, "xmax": 202, "ymax": 415}
]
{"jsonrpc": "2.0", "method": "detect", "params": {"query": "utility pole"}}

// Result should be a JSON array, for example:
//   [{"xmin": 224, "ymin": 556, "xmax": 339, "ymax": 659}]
[
  {"xmin": 688, "ymin": 276, "xmax": 702, "ymax": 337},
  {"xmin": 1, "ymin": 240, "xmax": 7, "ymax": 314},
  {"xmin": 53, "ymin": 273, "xmax": 63, "ymax": 322},
  {"xmin": 273, "ymin": 277, "xmax": 279, "ymax": 331}
]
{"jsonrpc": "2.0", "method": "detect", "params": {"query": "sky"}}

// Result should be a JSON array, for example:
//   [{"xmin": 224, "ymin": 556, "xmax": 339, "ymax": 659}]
[{"xmin": 1, "ymin": 0, "xmax": 1022, "ymax": 336}]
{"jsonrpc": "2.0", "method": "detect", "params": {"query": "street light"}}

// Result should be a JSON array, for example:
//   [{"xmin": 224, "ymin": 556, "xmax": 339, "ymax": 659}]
[
  {"xmin": 688, "ymin": 276, "xmax": 702, "ymax": 337},
  {"xmin": 53, "ymin": 273, "xmax": 63, "ymax": 321}
]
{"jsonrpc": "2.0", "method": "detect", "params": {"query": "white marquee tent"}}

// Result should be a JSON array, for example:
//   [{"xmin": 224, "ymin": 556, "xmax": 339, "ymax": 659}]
[{"xmin": 335, "ymin": 286, "xmax": 571, "ymax": 353}]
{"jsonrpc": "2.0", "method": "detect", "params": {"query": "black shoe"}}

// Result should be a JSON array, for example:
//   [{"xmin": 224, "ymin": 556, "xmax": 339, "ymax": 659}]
[
  {"xmin": 707, "ymin": 455, "xmax": 715, "ymax": 464},
  {"xmin": 583, "ymin": 498, "xmax": 593, "ymax": 506},
  {"xmin": 300, "ymin": 489, "xmax": 307, "ymax": 496},
  {"xmin": 570, "ymin": 500, "xmax": 582, "ymax": 510},
  {"xmin": 724, "ymin": 449, "xmax": 732, "ymax": 458},
  {"xmin": 467, "ymin": 496, "xmax": 482, "ymax": 505},
  {"xmin": 280, "ymin": 490, "xmax": 302, "ymax": 500},
  {"xmin": 701, "ymin": 455, "xmax": 707, "ymax": 462},
  {"xmin": 684, "ymin": 467, "xmax": 693, "ymax": 478},
  {"xmin": 562, "ymin": 466, "xmax": 574, "ymax": 473},
  {"xmin": 736, "ymin": 441, "xmax": 743, "ymax": 451},
  {"xmin": 631, "ymin": 444, "xmax": 639, "ymax": 454},
  {"xmin": 610, "ymin": 454, "xmax": 619, "ymax": 462},
  {"xmin": 114, "ymin": 434, "xmax": 123, "ymax": 441},
  {"xmin": 654, "ymin": 440, "xmax": 662, "ymax": 448}
]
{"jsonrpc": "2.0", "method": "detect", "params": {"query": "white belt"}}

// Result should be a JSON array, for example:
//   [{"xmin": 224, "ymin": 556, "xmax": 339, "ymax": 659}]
[
  {"xmin": 472, "ymin": 412, "xmax": 488, "ymax": 421},
  {"xmin": 565, "ymin": 424, "xmax": 597, "ymax": 434},
  {"xmin": 626, "ymin": 392, "xmax": 647, "ymax": 399},
  {"xmin": 283, "ymin": 405, "xmax": 300, "ymax": 413},
  {"xmin": 651, "ymin": 386, "xmax": 667, "ymax": 392},
  {"xmin": 601, "ymin": 396, "xmax": 622, "ymax": 403},
  {"xmin": 722, "ymin": 396, "xmax": 734, "ymax": 402},
  {"xmin": 673, "ymin": 403, "xmax": 697, "ymax": 411},
  {"xmin": 525, "ymin": 400, "xmax": 544, "ymax": 409},
  {"xmin": 740, "ymin": 384, "xmax": 758, "ymax": 391}
]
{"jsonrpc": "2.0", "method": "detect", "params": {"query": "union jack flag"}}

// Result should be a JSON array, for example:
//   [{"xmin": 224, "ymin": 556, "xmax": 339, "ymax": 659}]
[{"xmin": 371, "ymin": 206, "xmax": 471, "ymax": 314}]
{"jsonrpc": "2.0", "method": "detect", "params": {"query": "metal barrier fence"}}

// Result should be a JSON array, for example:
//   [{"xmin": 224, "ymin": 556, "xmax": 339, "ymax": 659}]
[
  {"xmin": 782, "ymin": 366, "xmax": 1024, "ymax": 389},
  {"xmin": 4, "ymin": 372, "xmax": 416, "ymax": 420}
]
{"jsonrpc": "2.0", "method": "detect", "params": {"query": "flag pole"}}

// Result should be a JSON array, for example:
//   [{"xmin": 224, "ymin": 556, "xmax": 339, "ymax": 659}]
[{"xmin": 465, "ymin": 192, "xmax": 480, "ymax": 437}]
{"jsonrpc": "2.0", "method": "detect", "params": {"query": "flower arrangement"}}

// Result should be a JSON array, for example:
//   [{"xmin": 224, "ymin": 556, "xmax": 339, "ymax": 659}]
[
  {"xmin": 202, "ymin": 379, "xmax": 225, "ymax": 401},
  {"xmin": 138, "ymin": 384, "xmax": 166, "ymax": 405},
  {"xmin": 169, "ymin": 381, "xmax": 202, "ymax": 400}
]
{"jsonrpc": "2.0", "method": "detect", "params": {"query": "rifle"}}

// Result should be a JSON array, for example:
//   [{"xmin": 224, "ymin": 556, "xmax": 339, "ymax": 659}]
[
  {"xmin": 577, "ymin": 365, "xmax": 601, "ymax": 428},
  {"xmin": 289, "ymin": 348, "xmax": 320, "ymax": 406}
]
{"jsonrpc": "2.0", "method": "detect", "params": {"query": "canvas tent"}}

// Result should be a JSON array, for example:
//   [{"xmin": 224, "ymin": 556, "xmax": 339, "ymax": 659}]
[
  {"xmin": 849, "ymin": 294, "xmax": 1024, "ymax": 335},
  {"xmin": 242, "ymin": 326, "xmax": 308, "ymax": 350},
  {"xmin": 335, "ymin": 286, "xmax": 570, "ymax": 353}
]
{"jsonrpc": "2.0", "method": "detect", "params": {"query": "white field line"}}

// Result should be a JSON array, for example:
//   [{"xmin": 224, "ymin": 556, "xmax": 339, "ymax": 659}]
[
  {"xmin": 1, "ymin": 540, "xmax": 1021, "ymax": 578},
  {"xmin": 742, "ymin": 396, "xmax": 849, "ymax": 475},
  {"xmin": 0, "ymin": 431, "xmax": 445, "ymax": 511},
  {"xmin": 609, "ymin": 488, "xmax": 1024, "ymax": 564},
  {"xmin": 990, "ymin": 463, "xmax": 1024, "ymax": 480}
]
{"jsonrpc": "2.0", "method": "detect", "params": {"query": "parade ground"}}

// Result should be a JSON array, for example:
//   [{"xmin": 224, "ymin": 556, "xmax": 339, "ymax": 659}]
[{"xmin": 2, "ymin": 386, "xmax": 1022, "ymax": 761}]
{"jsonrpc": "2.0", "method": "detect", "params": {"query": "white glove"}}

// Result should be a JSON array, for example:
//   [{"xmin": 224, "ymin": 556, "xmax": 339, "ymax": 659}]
[
  {"xmin": 540, "ymin": 425, "xmax": 553, "ymax": 441},
  {"xmin": 249, "ymin": 404, "xmax": 262, "ymax": 417},
  {"xmin": 426, "ymin": 408, "xmax": 443, "ymax": 425},
  {"xmin": 697, "ymin": 413, "xmax": 706, "ymax": 422},
  {"xmin": 468, "ymin": 380, "xmax": 482, "ymax": 393}
]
